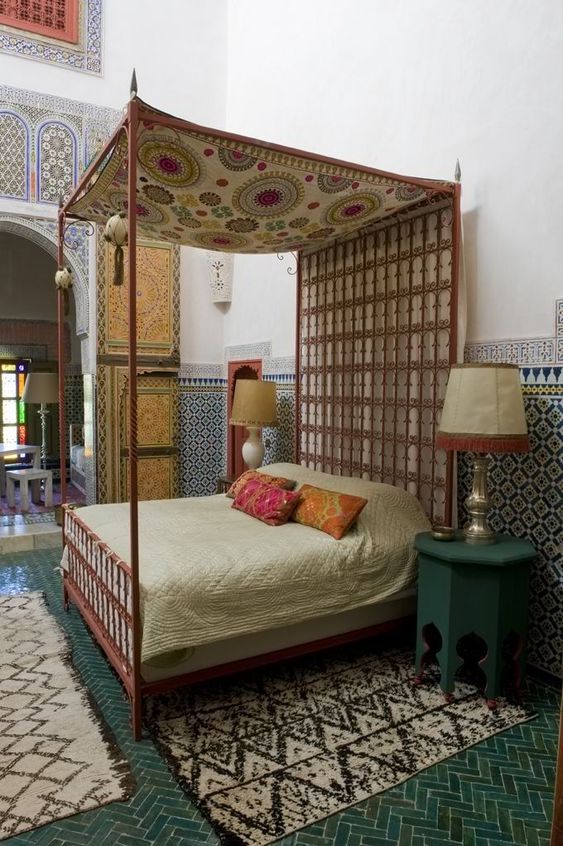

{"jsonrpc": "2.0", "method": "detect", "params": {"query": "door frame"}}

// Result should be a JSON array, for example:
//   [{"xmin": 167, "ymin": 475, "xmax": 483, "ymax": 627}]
[{"xmin": 226, "ymin": 359, "xmax": 262, "ymax": 478}]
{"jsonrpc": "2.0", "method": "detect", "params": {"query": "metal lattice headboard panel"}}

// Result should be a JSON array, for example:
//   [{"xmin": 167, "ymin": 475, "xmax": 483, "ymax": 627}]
[{"xmin": 296, "ymin": 199, "xmax": 459, "ymax": 524}]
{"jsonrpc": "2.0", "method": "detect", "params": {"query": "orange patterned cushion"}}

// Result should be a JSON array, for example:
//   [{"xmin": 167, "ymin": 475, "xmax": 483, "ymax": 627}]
[
  {"xmin": 232, "ymin": 479, "xmax": 300, "ymax": 526},
  {"xmin": 226, "ymin": 469, "xmax": 296, "ymax": 499},
  {"xmin": 291, "ymin": 484, "xmax": 368, "ymax": 539}
]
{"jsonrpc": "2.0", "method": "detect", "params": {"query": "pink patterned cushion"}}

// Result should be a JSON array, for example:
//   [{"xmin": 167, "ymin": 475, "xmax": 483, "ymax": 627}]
[
  {"xmin": 226, "ymin": 469, "xmax": 296, "ymax": 499},
  {"xmin": 232, "ymin": 479, "xmax": 301, "ymax": 526}
]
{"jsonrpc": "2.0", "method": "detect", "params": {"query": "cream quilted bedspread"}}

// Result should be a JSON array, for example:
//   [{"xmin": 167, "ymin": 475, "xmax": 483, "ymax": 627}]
[{"xmin": 63, "ymin": 463, "xmax": 430, "ymax": 662}]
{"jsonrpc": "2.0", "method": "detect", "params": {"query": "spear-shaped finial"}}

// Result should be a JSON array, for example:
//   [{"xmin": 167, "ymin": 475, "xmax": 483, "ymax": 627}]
[
  {"xmin": 130, "ymin": 68, "xmax": 138, "ymax": 99},
  {"xmin": 454, "ymin": 158, "xmax": 462, "ymax": 183}
]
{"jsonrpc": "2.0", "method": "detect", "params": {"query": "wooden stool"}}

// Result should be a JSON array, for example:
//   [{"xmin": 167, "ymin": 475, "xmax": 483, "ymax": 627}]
[{"xmin": 6, "ymin": 468, "xmax": 53, "ymax": 512}]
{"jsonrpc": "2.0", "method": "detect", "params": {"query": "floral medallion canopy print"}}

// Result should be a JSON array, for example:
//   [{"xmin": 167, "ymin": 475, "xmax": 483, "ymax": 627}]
[{"xmin": 67, "ymin": 98, "xmax": 455, "ymax": 254}]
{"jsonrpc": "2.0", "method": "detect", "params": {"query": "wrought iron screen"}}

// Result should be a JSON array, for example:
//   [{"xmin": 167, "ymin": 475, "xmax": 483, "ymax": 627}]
[{"xmin": 296, "ymin": 199, "xmax": 458, "ymax": 524}]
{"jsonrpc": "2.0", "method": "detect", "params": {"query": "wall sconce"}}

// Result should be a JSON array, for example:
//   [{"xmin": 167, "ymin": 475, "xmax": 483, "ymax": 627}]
[{"xmin": 206, "ymin": 251, "xmax": 234, "ymax": 303}]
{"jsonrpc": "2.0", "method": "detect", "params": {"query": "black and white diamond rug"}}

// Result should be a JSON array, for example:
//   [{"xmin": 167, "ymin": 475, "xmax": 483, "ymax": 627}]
[
  {"xmin": 146, "ymin": 644, "xmax": 535, "ymax": 846},
  {"xmin": 0, "ymin": 593, "xmax": 132, "ymax": 840}
]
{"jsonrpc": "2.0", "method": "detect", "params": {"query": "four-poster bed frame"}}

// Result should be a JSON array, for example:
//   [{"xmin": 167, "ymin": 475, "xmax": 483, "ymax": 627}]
[{"xmin": 56, "ymin": 88, "xmax": 460, "ymax": 739}]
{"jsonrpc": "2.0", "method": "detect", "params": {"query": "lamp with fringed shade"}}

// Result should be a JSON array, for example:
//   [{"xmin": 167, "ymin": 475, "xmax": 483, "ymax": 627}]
[
  {"xmin": 436, "ymin": 364, "xmax": 529, "ymax": 544},
  {"xmin": 230, "ymin": 379, "xmax": 278, "ymax": 470}
]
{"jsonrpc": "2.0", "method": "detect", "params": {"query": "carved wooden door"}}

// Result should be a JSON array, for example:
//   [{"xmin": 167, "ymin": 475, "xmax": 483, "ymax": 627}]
[
  {"xmin": 118, "ymin": 370, "xmax": 178, "ymax": 501},
  {"xmin": 95, "ymin": 237, "xmax": 180, "ymax": 503}
]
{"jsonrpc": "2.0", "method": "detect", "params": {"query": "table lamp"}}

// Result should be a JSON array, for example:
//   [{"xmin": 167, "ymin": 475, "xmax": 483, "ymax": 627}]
[
  {"xmin": 22, "ymin": 372, "xmax": 59, "ymax": 470},
  {"xmin": 436, "ymin": 363, "xmax": 529, "ymax": 545},
  {"xmin": 230, "ymin": 379, "xmax": 278, "ymax": 470}
]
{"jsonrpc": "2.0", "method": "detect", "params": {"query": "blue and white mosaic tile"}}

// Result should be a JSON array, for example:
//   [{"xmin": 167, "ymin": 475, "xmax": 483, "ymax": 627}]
[
  {"xmin": 458, "ymin": 366, "xmax": 563, "ymax": 678},
  {"xmin": 178, "ymin": 376, "xmax": 227, "ymax": 497},
  {"xmin": 263, "ymin": 378, "xmax": 296, "ymax": 467}
]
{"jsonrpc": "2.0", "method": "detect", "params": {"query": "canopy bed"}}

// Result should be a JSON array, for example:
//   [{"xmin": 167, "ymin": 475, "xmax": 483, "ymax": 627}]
[{"xmin": 56, "ymin": 89, "xmax": 461, "ymax": 739}]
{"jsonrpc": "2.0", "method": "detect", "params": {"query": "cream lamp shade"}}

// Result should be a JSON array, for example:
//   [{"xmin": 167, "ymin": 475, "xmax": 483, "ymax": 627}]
[
  {"xmin": 22, "ymin": 373, "xmax": 59, "ymax": 405},
  {"xmin": 230, "ymin": 379, "xmax": 277, "ymax": 471},
  {"xmin": 22, "ymin": 372, "xmax": 59, "ymax": 472},
  {"xmin": 436, "ymin": 363, "xmax": 529, "ymax": 545},
  {"xmin": 230, "ymin": 380, "xmax": 278, "ymax": 427},
  {"xmin": 436, "ymin": 364, "xmax": 529, "ymax": 453}
]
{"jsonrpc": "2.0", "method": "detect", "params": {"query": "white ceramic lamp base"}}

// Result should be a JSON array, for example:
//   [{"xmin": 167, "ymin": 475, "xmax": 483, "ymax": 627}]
[{"xmin": 242, "ymin": 426, "xmax": 264, "ymax": 470}]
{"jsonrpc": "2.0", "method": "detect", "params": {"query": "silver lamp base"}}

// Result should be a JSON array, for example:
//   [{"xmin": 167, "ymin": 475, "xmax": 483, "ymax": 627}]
[{"xmin": 464, "ymin": 455, "xmax": 496, "ymax": 545}]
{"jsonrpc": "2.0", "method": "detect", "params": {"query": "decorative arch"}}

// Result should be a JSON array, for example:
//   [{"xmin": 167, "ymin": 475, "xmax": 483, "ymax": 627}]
[
  {"xmin": 0, "ymin": 215, "xmax": 89, "ymax": 342},
  {"xmin": 0, "ymin": 111, "xmax": 30, "ymax": 200},
  {"xmin": 36, "ymin": 119, "xmax": 79, "ymax": 204}
]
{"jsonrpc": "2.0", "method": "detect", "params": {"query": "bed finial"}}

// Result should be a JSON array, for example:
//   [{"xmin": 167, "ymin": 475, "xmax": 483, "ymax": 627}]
[
  {"xmin": 58, "ymin": 191, "xmax": 64, "ymax": 209},
  {"xmin": 130, "ymin": 68, "xmax": 138, "ymax": 99},
  {"xmin": 454, "ymin": 158, "xmax": 462, "ymax": 183}
]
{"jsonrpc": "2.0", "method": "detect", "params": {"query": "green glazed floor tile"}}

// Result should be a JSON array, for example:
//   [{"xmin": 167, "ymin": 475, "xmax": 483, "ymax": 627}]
[{"xmin": 0, "ymin": 548, "xmax": 558, "ymax": 846}]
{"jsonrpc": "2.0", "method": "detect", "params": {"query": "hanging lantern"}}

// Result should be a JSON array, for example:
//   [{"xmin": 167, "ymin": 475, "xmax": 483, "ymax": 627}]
[
  {"xmin": 206, "ymin": 251, "xmax": 234, "ymax": 303},
  {"xmin": 104, "ymin": 212, "xmax": 128, "ymax": 285},
  {"xmin": 55, "ymin": 266, "xmax": 73, "ymax": 290}
]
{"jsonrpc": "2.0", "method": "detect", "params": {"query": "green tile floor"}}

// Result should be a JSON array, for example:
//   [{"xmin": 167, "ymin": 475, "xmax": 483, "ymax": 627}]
[{"xmin": 0, "ymin": 548, "xmax": 559, "ymax": 846}]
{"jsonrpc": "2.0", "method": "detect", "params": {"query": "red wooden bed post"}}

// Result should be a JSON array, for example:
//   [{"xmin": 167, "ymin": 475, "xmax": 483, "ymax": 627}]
[
  {"xmin": 127, "ymin": 95, "xmax": 142, "ymax": 740},
  {"xmin": 294, "ymin": 256, "xmax": 302, "ymax": 465},
  {"xmin": 57, "ymin": 203, "xmax": 67, "ymax": 508},
  {"xmin": 444, "ymin": 182, "xmax": 462, "ymax": 527}
]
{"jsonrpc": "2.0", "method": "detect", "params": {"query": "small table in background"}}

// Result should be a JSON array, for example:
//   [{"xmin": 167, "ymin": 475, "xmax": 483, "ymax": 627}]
[
  {"xmin": 216, "ymin": 475, "xmax": 235, "ymax": 494},
  {"xmin": 0, "ymin": 444, "xmax": 41, "ymax": 497},
  {"xmin": 414, "ymin": 531, "xmax": 536, "ymax": 708}
]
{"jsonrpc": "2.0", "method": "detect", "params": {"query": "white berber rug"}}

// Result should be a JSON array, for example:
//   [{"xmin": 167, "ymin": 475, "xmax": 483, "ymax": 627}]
[
  {"xmin": 0, "ymin": 593, "xmax": 132, "ymax": 840},
  {"xmin": 146, "ymin": 644, "xmax": 535, "ymax": 846}
]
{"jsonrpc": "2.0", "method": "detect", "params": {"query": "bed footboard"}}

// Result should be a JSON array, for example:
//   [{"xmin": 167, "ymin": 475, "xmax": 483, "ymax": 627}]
[{"xmin": 63, "ymin": 505, "xmax": 135, "ymax": 697}]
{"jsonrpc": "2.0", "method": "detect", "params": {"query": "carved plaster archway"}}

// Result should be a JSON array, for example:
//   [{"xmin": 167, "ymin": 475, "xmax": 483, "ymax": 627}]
[{"xmin": 0, "ymin": 215, "xmax": 89, "ymax": 348}]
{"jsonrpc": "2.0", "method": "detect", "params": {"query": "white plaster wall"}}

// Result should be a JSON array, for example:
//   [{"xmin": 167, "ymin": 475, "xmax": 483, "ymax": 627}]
[
  {"xmin": 226, "ymin": 0, "xmax": 563, "ymax": 344},
  {"xmin": 180, "ymin": 246, "xmax": 224, "ymax": 363},
  {"xmin": 0, "ymin": 0, "xmax": 228, "ymax": 119},
  {"xmin": 0, "ymin": 0, "xmax": 229, "ymax": 364},
  {"xmin": 223, "ymin": 253, "xmax": 297, "ymax": 358}
]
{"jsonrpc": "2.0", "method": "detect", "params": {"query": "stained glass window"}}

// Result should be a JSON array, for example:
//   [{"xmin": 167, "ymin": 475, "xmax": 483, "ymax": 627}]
[{"xmin": 0, "ymin": 360, "xmax": 28, "ymax": 447}]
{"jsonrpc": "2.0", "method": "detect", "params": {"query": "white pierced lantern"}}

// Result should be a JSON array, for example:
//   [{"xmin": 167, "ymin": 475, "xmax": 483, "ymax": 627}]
[
  {"xmin": 55, "ymin": 266, "xmax": 73, "ymax": 290},
  {"xmin": 206, "ymin": 251, "xmax": 234, "ymax": 303},
  {"xmin": 104, "ymin": 212, "xmax": 128, "ymax": 285}
]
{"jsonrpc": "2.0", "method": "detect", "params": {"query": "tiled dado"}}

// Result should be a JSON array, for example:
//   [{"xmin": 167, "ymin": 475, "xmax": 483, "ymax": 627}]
[
  {"xmin": 177, "ymin": 359, "xmax": 296, "ymax": 496},
  {"xmin": 459, "ymin": 357, "xmax": 563, "ymax": 679},
  {"xmin": 178, "ymin": 374, "xmax": 227, "ymax": 498}
]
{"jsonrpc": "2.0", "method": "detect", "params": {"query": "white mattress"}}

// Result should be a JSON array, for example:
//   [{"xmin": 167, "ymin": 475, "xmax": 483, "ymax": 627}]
[{"xmin": 63, "ymin": 463, "xmax": 430, "ymax": 663}]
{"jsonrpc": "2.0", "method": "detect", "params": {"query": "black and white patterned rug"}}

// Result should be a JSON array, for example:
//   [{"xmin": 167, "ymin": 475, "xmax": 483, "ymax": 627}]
[
  {"xmin": 0, "ymin": 593, "xmax": 133, "ymax": 840},
  {"xmin": 146, "ymin": 644, "xmax": 535, "ymax": 846}
]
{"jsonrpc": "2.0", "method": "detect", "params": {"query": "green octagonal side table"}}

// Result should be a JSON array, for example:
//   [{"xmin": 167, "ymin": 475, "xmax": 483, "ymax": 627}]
[{"xmin": 414, "ymin": 532, "xmax": 536, "ymax": 708}]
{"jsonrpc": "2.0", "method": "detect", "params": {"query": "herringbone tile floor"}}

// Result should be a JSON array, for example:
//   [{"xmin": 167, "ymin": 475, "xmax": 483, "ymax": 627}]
[{"xmin": 0, "ymin": 548, "xmax": 558, "ymax": 846}]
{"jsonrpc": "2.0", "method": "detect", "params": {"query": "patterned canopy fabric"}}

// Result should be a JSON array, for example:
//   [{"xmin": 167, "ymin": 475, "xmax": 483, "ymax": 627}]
[{"xmin": 67, "ymin": 98, "xmax": 455, "ymax": 254}]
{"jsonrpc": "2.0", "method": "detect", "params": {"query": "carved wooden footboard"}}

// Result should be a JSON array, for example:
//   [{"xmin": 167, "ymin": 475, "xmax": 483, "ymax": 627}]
[
  {"xmin": 61, "ymin": 503, "xmax": 415, "ymax": 738},
  {"xmin": 63, "ymin": 505, "xmax": 135, "ymax": 698}
]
